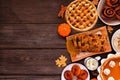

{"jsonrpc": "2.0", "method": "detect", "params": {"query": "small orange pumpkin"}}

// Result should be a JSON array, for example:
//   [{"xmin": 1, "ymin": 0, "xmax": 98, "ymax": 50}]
[{"xmin": 58, "ymin": 23, "xmax": 71, "ymax": 37}]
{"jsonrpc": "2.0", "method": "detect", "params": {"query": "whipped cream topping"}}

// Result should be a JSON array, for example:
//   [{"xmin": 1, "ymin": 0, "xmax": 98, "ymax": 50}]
[
  {"xmin": 85, "ymin": 58, "xmax": 98, "ymax": 71},
  {"xmin": 109, "ymin": 61, "xmax": 116, "ymax": 68},
  {"xmin": 104, "ymin": 68, "xmax": 110, "ymax": 76},
  {"xmin": 119, "ymin": 62, "xmax": 120, "ymax": 66},
  {"xmin": 108, "ymin": 77, "xmax": 114, "ymax": 80}
]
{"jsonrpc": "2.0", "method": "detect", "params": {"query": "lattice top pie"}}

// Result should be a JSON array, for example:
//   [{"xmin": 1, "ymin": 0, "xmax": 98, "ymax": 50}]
[{"xmin": 65, "ymin": 0, "xmax": 98, "ymax": 31}]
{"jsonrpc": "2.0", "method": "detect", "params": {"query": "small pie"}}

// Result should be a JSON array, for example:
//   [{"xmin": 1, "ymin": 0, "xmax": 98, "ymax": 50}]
[
  {"xmin": 100, "ymin": 55, "xmax": 120, "ymax": 80},
  {"xmin": 65, "ymin": 0, "xmax": 98, "ymax": 31}
]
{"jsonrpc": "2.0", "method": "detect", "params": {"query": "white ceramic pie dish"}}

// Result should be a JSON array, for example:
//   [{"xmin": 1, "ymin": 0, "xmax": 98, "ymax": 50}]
[
  {"xmin": 97, "ymin": 0, "xmax": 120, "ymax": 26},
  {"xmin": 65, "ymin": 0, "xmax": 98, "ymax": 31},
  {"xmin": 97, "ymin": 52, "xmax": 120, "ymax": 80}
]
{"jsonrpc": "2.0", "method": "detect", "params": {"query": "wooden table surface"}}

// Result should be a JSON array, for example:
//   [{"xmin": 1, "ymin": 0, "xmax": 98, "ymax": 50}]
[{"xmin": 0, "ymin": 0, "xmax": 119, "ymax": 80}]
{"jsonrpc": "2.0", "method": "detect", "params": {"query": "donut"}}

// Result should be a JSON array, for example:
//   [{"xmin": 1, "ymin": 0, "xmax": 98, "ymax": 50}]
[
  {"xmin": 115, "ymin": 6, "xmax": 120, "ymax": 20},
  {"xmin": 77, "ymin": 70, "xmax": 88, "ymax": 80},
  {"xmin": 71, "ymin": 64, "xmax": 81, "ymax": 76},
  {"xmin": 64, "ymin": 70, "xmax": 74, "ymax": 80},
  {"xmin": 101, "ymin": 6, "xmax": 115, "ymax": 19},
  {"xmin": 106, "ymin": 0, "xmax": 119, "ymax": 7}
]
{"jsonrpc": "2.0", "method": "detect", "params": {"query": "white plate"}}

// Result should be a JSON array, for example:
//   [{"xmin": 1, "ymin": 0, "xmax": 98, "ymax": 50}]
[
  {"xmin": 112, "ymin": 29, "xmax": 120, "ymax": 52},
  {"xmin": 61, "ymin": 63, "xmax": 90, "ymax": 80},
  {"xmin": 97, "ymin": 0, "xmax": 120, "ymax": 26}
]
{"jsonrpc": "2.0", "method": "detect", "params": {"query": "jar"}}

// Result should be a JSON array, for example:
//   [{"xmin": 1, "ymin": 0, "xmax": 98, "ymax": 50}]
[{"xmin": 84, "ymin": 57, "xmax": 99, "ymax": 71}]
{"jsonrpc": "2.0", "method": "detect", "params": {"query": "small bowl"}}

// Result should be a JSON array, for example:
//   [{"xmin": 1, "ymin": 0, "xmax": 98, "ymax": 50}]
[
  {"xmin": 97, "ymin": 0, "xmax": 120, "ymax": 26},
  {"xmin": 84, "ymin": 57, "xmax": 99, "ymax": 71}
]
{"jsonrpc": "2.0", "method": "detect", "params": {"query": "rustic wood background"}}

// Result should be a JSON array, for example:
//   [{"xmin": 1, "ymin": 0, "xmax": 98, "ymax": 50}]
[{"xmin": 0, "ymin": 0, "xmax": 119, "ymax": 80}]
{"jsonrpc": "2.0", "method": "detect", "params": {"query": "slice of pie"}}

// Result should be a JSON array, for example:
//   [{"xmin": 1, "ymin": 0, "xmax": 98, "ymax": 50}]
[{"xmin": 100, "ymin": 55, "xmax": 120, "ymax": 80}]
